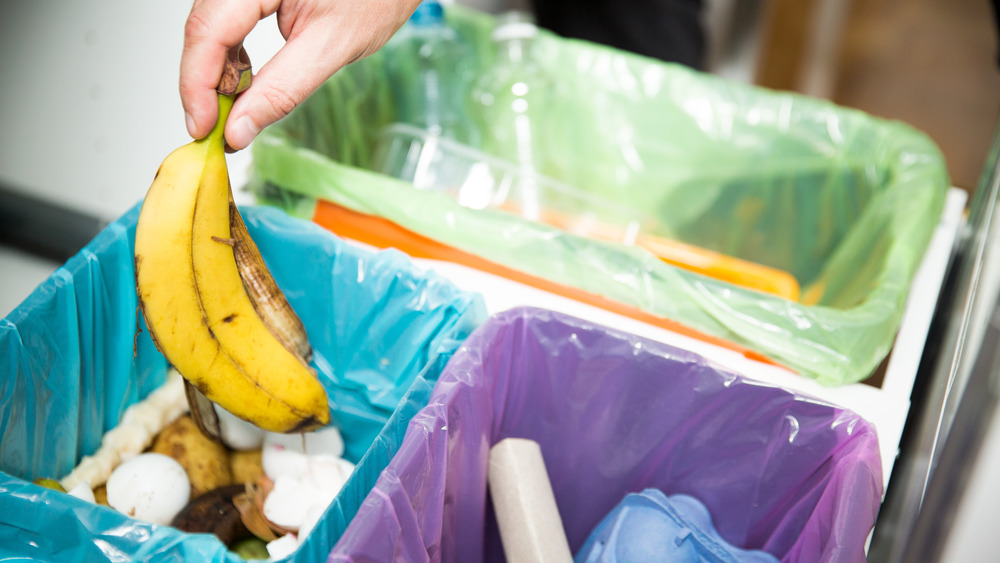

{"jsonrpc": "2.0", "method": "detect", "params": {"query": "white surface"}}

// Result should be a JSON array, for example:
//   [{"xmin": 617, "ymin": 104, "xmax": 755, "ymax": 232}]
[
  {"xmin": 0, "ymin": 2, "xmax": 284, "ymax": 223},
  {"xmin": 0, "ymin": 0, "xmax": 763, "ymax": 225},
  {"xmin": 940, "ymin": 405, "xmax": 1000, "ymax": 562},
  {"xmin": 392, "ymin": 187, "xmax": 967, "ymax": 491},
  {"xmin": 0, "ymin": 245, "xmax": 62, "ymax": 319},
  {"xmin": 937, "ymin": 181, "xmax": 1000, "ymax": 562},
  {"xmin": 0, "ymin": 1, "xmax": 542, "ymax": 224}
]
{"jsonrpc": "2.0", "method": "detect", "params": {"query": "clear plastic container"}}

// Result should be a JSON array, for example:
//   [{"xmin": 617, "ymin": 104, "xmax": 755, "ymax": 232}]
[
  {"xmin": 468, "ymin": 12, "xmax": 553, "ymax": 218},
  {"xmin": 373, "ymin": 122, "xmax": 645, "ymax": 235},
  {"xmin": 250, "ymin": 5, "xmax": 948, "ymax": 384},
  {"xmin": 371, "ymin": 123, "xmax": 800, "ymax": 300},
  {"xmin": 381, "ymin": 0, "xmax": 480, "ymax": 146}
]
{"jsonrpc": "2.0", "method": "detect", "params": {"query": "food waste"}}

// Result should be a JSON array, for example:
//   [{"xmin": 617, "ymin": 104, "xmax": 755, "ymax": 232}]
[
  {"xmin": 133, "ymin": 45, "xmax": 329, "ymax": 435},
  {"xmin": 44, "ymin": 370, "xmax": 355, "ymax": 560},
  {"xmin": 32, "ymin": 46, "xmax": 345, "ymax": 560}
]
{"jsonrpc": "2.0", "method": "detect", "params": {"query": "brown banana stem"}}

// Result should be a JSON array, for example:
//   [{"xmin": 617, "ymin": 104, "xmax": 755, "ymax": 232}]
[{"xmin": 218, "ymin": 45, "xmax": 252, "ymax": 96}]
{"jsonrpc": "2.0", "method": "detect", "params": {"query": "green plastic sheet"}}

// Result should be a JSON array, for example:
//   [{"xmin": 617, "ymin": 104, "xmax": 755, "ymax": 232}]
[{"xmin": 250, "ymin": 7, "xmax": 948, "ymax": 385}]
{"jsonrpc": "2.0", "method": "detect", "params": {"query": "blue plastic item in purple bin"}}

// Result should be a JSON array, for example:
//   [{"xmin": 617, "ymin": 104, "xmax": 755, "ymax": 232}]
[
  {"xmin": 575, "ymin": 489, "xmax": 779, "ymax": 563},
  {"xmin": 329, "ymin": 307, "xmax": 883, "ymax": 563}
]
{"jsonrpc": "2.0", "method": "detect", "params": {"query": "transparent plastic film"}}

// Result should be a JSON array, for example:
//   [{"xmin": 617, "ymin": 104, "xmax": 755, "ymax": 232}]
[
  {"xmin": 0, "ymin": 204, "xmax": 486, "ymax": 561},
  {"xmin": 329, "ymin": 308, "xmax": 883, "ymax": 562},
  {"xmin": 249, "ymin": 6, "xmax": 948, "ymax": 385}
]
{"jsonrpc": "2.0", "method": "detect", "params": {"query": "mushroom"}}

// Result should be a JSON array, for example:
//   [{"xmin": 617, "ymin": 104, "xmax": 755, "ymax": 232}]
[{"xmin": 105, "ymin": 453, "xmax": 191, "ymax": 525}]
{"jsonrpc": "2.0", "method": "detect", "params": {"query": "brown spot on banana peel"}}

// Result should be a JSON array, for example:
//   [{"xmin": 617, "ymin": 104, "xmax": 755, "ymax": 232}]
[
  {"xmin": 133, "ymin": 305, "xmax": 142, "ymax": 359},
  {"xmin": 133, "ymin": 256, "xmax": 144, "ymax": 359},
  {"xmin": 289, "ymin": 414, "xmax": 325, "ymax": 433},
  {"xmin": 133, "ymin": 254, "xmax": 169, "ymax": 360},
  {"xmin": 180, "ymin": 268, "xmax": 326, "ymax": 436},
  {"xmin": 184, "ymin": 334, "xmax": 325, "ymax": 436}
]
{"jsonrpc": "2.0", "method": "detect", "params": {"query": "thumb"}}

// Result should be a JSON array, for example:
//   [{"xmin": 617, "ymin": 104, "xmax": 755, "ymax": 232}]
[{"xmin": 224, "ymin": 28, "xmax": 352, "ymax": 151}]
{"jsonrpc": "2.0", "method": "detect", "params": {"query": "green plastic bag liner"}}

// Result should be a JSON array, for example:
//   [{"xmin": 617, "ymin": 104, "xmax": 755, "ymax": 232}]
[{"xmin": 249, "ymin": 6, "xmax": 949, "ymax": 385}]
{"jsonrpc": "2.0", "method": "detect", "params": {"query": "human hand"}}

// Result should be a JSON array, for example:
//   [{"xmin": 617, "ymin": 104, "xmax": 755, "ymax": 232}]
[{"xmin": 180, "ymin": 0, "xmax": 421, "ymax": 150}]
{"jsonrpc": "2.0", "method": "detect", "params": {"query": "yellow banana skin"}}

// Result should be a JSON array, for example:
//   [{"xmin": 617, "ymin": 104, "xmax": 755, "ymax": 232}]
[{"xmin": 135, "ymin": 94, "xmax": 329, "ymax": 433}]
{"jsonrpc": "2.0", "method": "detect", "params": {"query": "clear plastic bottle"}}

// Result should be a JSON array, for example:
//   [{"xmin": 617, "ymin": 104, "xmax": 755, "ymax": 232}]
[
  {"xmin": 383, "ymin": 0, "xmax": 479, "ymax": 146},
  {"xmin": 470, "ymin": 13, "xmax": 551, "ymax": 219}
]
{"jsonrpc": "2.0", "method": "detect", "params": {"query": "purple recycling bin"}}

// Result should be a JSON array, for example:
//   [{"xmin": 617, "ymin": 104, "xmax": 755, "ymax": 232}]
[{"xmin": 329, "ymin": 307, "xmax": 882, "ymax": 562}]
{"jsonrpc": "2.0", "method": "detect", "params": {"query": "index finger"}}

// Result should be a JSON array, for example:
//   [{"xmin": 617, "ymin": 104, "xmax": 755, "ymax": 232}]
[{"xmin": 179, "ymin": 0, "xmax": 280, "ymax": 139}]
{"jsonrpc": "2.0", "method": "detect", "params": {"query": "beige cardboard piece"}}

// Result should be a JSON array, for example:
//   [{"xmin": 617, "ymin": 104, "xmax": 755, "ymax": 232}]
[{"xmin": 488, "ymin": 438, "xmax": 573, "ymax": 563}]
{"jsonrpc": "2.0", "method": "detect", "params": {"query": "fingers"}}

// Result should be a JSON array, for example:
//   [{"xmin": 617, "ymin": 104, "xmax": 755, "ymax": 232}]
[
  {"xmin": 180, "ymin": 0, "xmax": 279, "ymax": 140},
  {"xmin": 224, "ymin": 21, "xmax": 350, "ymax": 150},
  {"xmin": 182, "ymin": 0, "xmax": 422, "ymax": 150}
]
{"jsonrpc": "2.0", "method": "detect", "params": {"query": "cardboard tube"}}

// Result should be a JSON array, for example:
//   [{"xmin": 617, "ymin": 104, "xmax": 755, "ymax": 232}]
[{"xmin": 488, "ymin": 438, "xmax": 573, "ymax": 563}]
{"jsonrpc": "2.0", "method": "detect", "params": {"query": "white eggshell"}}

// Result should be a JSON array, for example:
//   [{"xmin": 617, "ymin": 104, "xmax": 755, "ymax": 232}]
[
  {"xmin": 262, "ymin": 440, "xmax": 310, "ymax": 481},
  {"xmin": 263, "ymin": 474, "xmax": 320, "ymax": 530},
  {"xmin": 303, "ymin": 426, "xmax": 345, "ymax": 458},
  {"xmin": 263, "ymin": 431, "xmax": 308, "ymax": 454},
  {"xmin": 106, "ymin": 453, "xmax": 190, "ymax": 525},
  {"xmin": 266, "ymin": 533, "xmax": 301, "ymax": 560},
  {"xmin": 67, "ymin": 482, "xmax": 96, "ymax": 504},
  {"xmin": 264, "ymin": 426, "xmax": 345, "ymax": 458},
  {"xmin": 215, "ymin": 405, "xmax": 266, "ymax": 450},
  {"xmin": 305, "ymin": 455, "xmax": 354, "ymax": 500},
  {"xmin": 297, "ymin": 502, "xmax": 328, "ymax": 542}
]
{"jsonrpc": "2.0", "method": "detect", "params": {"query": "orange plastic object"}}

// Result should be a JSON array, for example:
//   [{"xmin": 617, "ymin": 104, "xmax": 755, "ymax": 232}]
[
  {"xmin": 533, "ymin": 208, "xmax": 801, "ymax": 301},
  {"xmin": 639, "ymin": 235, "xmax": 800, "ymax": 301},
  {"xmin": 311, "ymin": 200, "xmax": 790, "ymax": 369}
]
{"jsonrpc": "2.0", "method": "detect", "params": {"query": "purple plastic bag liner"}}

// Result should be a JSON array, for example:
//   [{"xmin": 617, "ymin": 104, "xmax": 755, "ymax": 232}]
[{"xmin": 330, "ymin": 307, "xmax": 883, "ymax": 563}]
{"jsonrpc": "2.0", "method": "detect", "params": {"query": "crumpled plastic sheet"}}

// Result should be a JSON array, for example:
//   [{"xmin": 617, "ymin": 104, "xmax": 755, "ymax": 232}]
[
  {"xmin": 0, "ymin": 203, "xmax": 487, "ymax": 562},
  {"xmin": 329, "ymin": 307, "xmax": 883, "ymax": 563},
  {"xmin": 250, "ymin": 5, "xmax": 949, "ymax": 386},
  {"xmin": 574, "ymin": 489, "xmax": 780, "ymax": 562}
]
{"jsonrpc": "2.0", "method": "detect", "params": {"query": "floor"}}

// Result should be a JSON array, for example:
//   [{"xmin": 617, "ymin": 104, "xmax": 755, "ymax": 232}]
[
  {"xmin": 831, "ymin": 0, "xmax": 1000, "ymax": 193},
  {"xmin": 752, "ymin": 0, "xmax": 999, "ymax": 193}
]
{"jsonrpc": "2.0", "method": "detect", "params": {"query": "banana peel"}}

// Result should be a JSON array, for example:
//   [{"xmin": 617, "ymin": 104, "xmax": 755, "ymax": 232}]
[{"xmin": 135, "ymin": 47, "xmax": 329, "ymax": 435}]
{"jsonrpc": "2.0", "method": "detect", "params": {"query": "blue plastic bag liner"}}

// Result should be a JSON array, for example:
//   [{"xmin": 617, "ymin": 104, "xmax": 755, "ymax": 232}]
[
  {"xmin": 0, "ymin": 203, "xmax": 487, "ymax": 561},
  {"xmin": 575, "ymin": 489, "xmax": 779, "ymax": 563},
  {"xmin": 250, "ymin": 6, "xmax": 949, "ymax": 386},
  {"xmin": 329, "ymin": 307, "xmax": 883, "ymax": 563}
]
